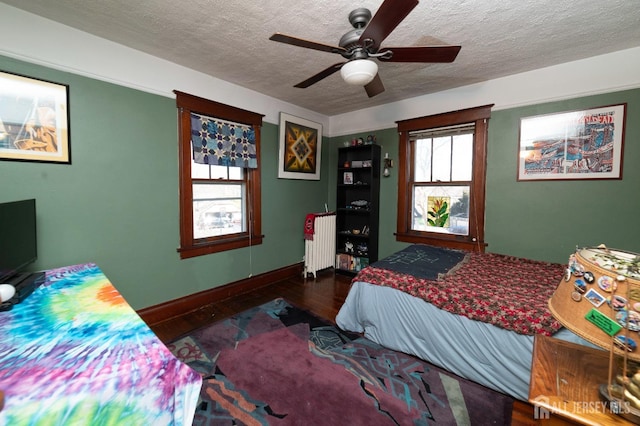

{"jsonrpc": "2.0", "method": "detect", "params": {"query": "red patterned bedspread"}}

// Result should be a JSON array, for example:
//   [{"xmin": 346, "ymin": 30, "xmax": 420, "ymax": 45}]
[{"xmin": 353, "ymin": 251, "xmax": 564, "ymax": 336}]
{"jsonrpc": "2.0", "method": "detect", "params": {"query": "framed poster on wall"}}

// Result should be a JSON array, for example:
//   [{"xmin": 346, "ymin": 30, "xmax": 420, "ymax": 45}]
[
  {"xmin": 517, "ymin": 104, "xmax": 626, "ymax": 181},
  {"xmin": 0, "ymin": 71, "xmax": 71, "ymax": 164},
  {"xmin": 277, "ymin": 112, "xmax": 322, "ymax": 180}
]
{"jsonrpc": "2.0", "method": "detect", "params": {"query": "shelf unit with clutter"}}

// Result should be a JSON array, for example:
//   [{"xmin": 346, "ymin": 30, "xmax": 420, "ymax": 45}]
[{"xmin": 335, "ymin": 143, "xmax": 380, "ymax": 275}]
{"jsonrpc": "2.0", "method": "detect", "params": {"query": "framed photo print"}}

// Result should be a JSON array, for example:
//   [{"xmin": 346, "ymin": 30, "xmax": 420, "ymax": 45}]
[
  {"xmin": 517, "ymin": 104, "xmax": 626, "ymax": 181},
  {"xmin": 343, "ymin": 171, "xmax": 353, "ymax": 185},
  {"xmin": 0, "ymin": 71, "xmax": 71, "ymax": 164},
  {"xmin": 278, "ymin": 112, "xmax": 322, "ymax": 180}
]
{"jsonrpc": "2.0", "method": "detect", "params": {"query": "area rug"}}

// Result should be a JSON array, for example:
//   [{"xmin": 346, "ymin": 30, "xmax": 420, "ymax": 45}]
[{"xmin": 167, "ymin": 298, "xmax": 513, "ymax": 425}]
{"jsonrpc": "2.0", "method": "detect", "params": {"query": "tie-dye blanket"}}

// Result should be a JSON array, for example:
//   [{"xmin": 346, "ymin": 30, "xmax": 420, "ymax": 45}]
[{"xmin": 0, "ymin": 263, "xmax": 201, "ymax": 425}]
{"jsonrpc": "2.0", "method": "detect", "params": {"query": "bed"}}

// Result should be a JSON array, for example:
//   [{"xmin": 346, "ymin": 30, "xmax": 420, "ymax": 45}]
[{"xmin": 335, "ymin": 244, "xmax": 592, "ymax": 401}]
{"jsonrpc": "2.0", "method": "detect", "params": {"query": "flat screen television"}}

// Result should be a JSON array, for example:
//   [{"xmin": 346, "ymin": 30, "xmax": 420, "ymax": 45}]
[{"xmin": 0, "ymin": 199, "xmax": 39, "ymax": 285}]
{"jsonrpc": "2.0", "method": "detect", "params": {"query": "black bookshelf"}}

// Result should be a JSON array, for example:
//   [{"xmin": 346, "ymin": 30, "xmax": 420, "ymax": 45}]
[{"xmin": 335, "ymin": 144, "xmax": 380, "ymax": 275}]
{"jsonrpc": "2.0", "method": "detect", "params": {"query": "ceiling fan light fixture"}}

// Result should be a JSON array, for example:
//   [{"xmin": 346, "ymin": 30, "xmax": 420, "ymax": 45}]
[{"xmin": 340, "ymin": 59, "xmax": 378, "ymax": 86}]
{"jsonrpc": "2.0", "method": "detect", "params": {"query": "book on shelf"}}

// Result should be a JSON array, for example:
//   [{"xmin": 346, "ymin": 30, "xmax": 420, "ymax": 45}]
[
  {"xmin": 359, "ymin": 257, "xmax": 369, "ymax": 270},
  {"xmin": 335, "ymin": 253, "xmax": 369, "ymax": 272},
  {"xmin": 336, "ymin": 253, "xmax": 350, "ymax": 270}
]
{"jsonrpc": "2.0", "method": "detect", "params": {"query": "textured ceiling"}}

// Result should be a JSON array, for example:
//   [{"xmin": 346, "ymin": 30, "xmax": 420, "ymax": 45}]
[{"xmin": 4, "ymin": 0, "xmax": 640, "ymax": 116}]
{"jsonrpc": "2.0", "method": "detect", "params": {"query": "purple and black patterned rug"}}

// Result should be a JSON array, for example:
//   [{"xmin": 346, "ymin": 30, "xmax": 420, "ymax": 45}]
[{"xmin": 168, "ymin": 298, "xmax": 513, "ymax": 425}]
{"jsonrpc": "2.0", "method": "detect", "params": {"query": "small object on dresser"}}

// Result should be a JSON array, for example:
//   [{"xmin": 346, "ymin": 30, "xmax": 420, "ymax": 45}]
[
  {"xmin": 0, "ymin": 284, "xmax": 16, "ymax": 312},
  {"xmin": 343, "ymin": 172, "xmax": 353, "ymax": 184},
  {"xmin": 0, "ymin": 284, "xmax": 15, "ymax": 303},
  {"xmin": 351, "ymin": 160, "xmax": 363, "ymax": 168}
]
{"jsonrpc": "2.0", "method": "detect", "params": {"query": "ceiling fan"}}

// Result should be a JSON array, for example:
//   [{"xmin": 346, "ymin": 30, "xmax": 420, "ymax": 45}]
[{"xmin": 269, "ymin": 0, "xmax": 461, "ymax": 98}]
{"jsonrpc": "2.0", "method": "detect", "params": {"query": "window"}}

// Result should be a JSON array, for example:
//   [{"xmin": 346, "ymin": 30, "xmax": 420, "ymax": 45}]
[
  {"xmin": 396, "ymin": 105, "xmax": 493, "ymax": 252},
  {"xmin": 175, "ymin": 91, "xmax": 263, "ymax": 259},
  {"xmin": 192, "ymin": 165, "xmax": 244, "ymax": 239}
]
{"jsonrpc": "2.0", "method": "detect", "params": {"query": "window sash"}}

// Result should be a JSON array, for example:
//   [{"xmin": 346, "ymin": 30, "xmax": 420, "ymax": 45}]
[
  {"xmin": 411, "ymin": 184, "xmax": 470, "ymax": 236},
  {"xmin": 409, "ymin": 131, "xmax": 474, "ymax": 236},
  {"xmin": 192, "ymin": 181, "xmax": 246, "ymax": 239},
  {"xmin": 192, "ymin": 160, "xmax": 244, "ymax": 180},
  {"xmin": 411, "ymin": 125, "xmax": 474, "ymax": 183}
]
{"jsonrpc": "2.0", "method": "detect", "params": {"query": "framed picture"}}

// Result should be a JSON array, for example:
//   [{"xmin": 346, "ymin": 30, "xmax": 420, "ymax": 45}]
[
  {"xmin": 343, "ymin": 171, "xmax": 353, "ymax": 185},
  {"xmin": 517, "ymin": 104, "xmax": 626, "ymax": 181},
  {"xmin": 0, "ymin": 71, "xmax": 71, "ymax": 164},
  {"xmin": 278, "ymin": 112, "xmax": 322, "ymax": 180}
]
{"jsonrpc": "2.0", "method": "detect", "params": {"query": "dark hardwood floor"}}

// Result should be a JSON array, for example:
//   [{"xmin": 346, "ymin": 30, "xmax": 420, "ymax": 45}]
[{"xmin": 148, "ymin": 270, "xmax": 353, "ymax": 343}]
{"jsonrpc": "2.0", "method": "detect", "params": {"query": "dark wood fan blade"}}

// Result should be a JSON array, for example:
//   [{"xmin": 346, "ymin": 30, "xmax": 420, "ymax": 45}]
[
  {"xmin": 358, "ymin": 0, "xmax": 419, "ymax": 51},
  {"xmin": 378, "ymin": 45, "xmax": 461, "ymax": 63},
  {"xmin": 269, "ymin": 33, "xmax": 346, "ymax": 55},
  {"xmin": 364, "ymin": 73, "xmax": 385, "ymax": 97},
  {"xmin": 294, "ymin": 63, "xmax": 345, "ymax": 88}
]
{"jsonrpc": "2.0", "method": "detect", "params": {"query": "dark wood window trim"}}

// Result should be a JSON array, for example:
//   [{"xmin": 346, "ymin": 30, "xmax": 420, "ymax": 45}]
[
  {"xmin": 395, "ymin": 104, "xmax": 493, "ymax": 253},
  {"xmin": 175, "ymin": 91, "xmax": 264, "ymax": 259}
]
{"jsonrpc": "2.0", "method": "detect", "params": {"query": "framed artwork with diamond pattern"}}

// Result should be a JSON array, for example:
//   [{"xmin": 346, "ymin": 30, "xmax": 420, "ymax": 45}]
[{"xmin": 278, "ymin": 112, "xmax": 322, "ymax": 180}]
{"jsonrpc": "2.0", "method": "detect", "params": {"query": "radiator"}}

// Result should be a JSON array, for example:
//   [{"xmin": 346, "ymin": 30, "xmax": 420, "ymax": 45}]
[{"xmin": 304, "ymin": 212, "xmax": 336, "ymax": 278}]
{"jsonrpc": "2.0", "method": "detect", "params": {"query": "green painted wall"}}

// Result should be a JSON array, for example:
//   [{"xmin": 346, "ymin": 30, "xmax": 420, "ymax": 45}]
[
  {"xmin": 1, "ymin": 56, "xmax": 330, "ymax": 309},
  {"xmin": 486, "ymin": 89, "xmax": 639, "ymax": 262},
  {"xmin": 4, "ymin": 53, "xmax": 637, "ymax": 309},
  {"xmin": 330, "ymin": 88, "xmax": 640, "ymax": 264}
]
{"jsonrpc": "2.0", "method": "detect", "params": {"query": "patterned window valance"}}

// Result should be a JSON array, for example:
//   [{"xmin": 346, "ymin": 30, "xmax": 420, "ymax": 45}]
[{"xmin": 190, "ymin": 112, "xmax": 257, "ymax": 168}]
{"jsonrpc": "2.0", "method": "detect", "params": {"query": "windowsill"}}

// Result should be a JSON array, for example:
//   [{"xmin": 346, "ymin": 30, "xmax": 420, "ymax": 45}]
[{"xmin": 178, "ymin": 234, "xmax": 264, "ymax": 259}]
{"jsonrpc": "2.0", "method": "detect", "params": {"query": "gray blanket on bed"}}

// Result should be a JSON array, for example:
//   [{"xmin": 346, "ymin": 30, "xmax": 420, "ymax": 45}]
[{"xmin": 371, "ymin": 244, "xmax": 466, "ymax": 280}]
